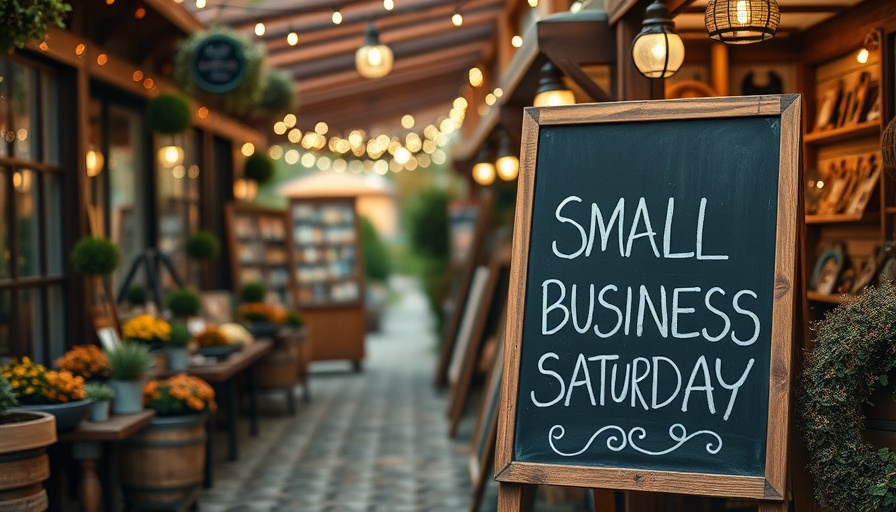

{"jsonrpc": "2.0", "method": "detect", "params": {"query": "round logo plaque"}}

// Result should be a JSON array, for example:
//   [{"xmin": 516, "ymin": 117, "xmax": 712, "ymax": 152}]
[{"xmin": 192, "ymin": 34, "xmax": 247, "ymax": 93}]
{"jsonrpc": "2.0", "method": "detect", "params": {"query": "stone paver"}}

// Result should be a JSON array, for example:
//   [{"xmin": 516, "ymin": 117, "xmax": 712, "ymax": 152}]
[{"xmin": 197, "ymin": 276, "xmax": 586, "ymax": 512}]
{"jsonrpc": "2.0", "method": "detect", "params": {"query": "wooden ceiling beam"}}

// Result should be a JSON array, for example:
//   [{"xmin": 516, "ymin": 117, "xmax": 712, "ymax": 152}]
[
  {"xmin": 263, "ymin": 0, "xmax": 502, "ymax": 56},
  {"xmin": 266, "ymin": 6, "xmax": 502, "ymax": 67},
  {"xmin": 194, "ymin": 0, "xmax": 346, "ymax": 26},
  {"xmin": 230, "ymin": 0, "xmax": 454, "ymax": 31},
  {"xmin": 298, "ymin": 42, "xmax": 483, "ymax": 100},
  {"xmin": 286, "ymin": 23, "xmax": 494, "ymax": 80}
]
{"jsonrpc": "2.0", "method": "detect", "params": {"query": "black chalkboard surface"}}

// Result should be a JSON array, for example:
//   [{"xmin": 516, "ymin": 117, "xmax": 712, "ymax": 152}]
[{"xmin": 496, "ymin": 96, "xmax": 800, "ymax": 504}]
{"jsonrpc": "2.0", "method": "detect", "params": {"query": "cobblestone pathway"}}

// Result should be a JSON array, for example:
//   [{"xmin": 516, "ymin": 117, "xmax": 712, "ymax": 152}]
[{"xmin": 197, "ymin": 277, "xmax": 487, "ymax": 512}]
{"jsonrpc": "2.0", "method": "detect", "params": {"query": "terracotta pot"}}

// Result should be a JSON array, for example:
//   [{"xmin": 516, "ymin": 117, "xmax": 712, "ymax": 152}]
[{"xmin": 0, "ymin": 411, "xmax": 57, "ymax": 512}]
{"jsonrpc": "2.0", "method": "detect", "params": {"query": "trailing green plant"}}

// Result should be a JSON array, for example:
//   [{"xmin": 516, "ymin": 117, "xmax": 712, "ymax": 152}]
[
  {"xmin": 0, "ymin": 375, "xmax": 16, "ymax": 416},
  {"xmin": 166, "ymin": 288, "xmax": 202, "ymax": 318},
  {"xmin": 0, "ymin": 0, "xmax": 71, "ymax": 54},
  {"xmin": 70, "ymin": 236, "xmax": 120, "ymax": 275},
  {"xmin": 173, "ymin": 27, "xmax": 265, "ymax": 117},
  {"xmin": 145, "ymin": 93, "xmax": 192, "ymax": 135},
  {"xmin": 84, "ymin": 382, "xmax": 115, "ymax": 402},
  {"xmin": 105, "ymin": 343, "xmax": 152, "ymax": 381},
  {"xmin": 240, "ymin": 281, "xmax": 266, "ymax": 303},
  {"xmin": 360, "ymin": 216, "xmax": 390, "ymax": 282},
  {"xmin": 408, "ymin": 188, "xmax": 450, "ymax": 261},
  {"xmin": 243, "ymin": 153, "xmax": 274, "ymax": 184},
  {"xmin": 800, "ymin": 282, "xmax": 896, "ymax": 511},
  {"xmin": 168, "ymin": 321, "xmax": 192, "ymax": 348},
  {"xmin": 126, "ymin": 284, "xmax": 148, "ymax": 306},
  {"xmin": 255, "ymin": 68, "xmax": 297, "ymax": 119},
  {"xmin": 185, "ymin": 231, "xmax": 220, "ymax": 261}
]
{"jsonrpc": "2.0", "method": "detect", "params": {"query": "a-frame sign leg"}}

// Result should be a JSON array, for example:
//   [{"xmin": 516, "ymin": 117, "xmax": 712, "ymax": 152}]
[
  {"xmin": 497, "ymin": 483, "xmax": 535, "ymax": 512},
  {"xmin": 758, "ymin": 501, "xmax": 789, "ymax": 512},
  {"xmin": 592, "ymin": 489, "xmax": 616, "ymax": 511}
]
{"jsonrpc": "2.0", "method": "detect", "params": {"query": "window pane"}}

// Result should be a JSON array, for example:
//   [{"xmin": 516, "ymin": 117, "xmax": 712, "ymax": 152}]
[
  {"xmin": 0, "ymin": 168, "xmax": 7, "ymax": 281},
  {"xmin": 46, "ymin": 285, "xmax": 65, "ymax": 361},
  {"xmin": 0, "ymin": 290, "xmax": 9, "ymax": 357},
  {"xmin": 18, "ymin": 288, "xmax": 44, "ymax": 362},
  {"xmin": 44, "ymin": 172, "xmax": 62, "ymax": 274},
  {"xmin": 109, "ymin": 105, "xmax": 145, "ymax": 290},
  {"xmin": 11, "ymin": 63, "xmax": 36, "ymax": 161},
  {"xmin": 15, "ymin": 169, "xmax": 41, "ymax": 277},
  {"xmin": 0, "ymin": 60, "xmax": 9, "ymax": 158},
  {"xmin": 41, "ymin": 68, "xmax": 59, "ymax": 164}
]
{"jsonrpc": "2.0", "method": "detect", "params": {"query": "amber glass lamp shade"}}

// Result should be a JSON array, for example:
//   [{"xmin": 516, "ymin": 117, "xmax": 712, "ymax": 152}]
[
  {"xmin": 355, "ymin": 23, "xmax": 393, "ymax": 79},
  {"xmin": 533, "ymin": 61, "xmax": 575, "ymax": 107},
  {"xmin": 631, "ymin": 0, "xmax": 685, "ymax": 79}
]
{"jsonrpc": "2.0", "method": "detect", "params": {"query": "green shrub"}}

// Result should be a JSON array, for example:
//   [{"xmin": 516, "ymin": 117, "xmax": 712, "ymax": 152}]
[
  {"xmin": 145, "ymin": 94, "xmax": 191, "ymax": 135},
  {"xmin": 0, "ymin": 375, "xmax": 17, "ymax": 416},
  {"xmin": 185, "ymin": 231, "xmax": 220, "ymax": 261},
  {"xmin": 408, "ymin": 188, "xmax": 450, "ymax": 260},
  {"xmin": 70, "ymin": 236, "xmax": 120, "ymax": 275},
  {"xmin": 106, "ymin": 343, "xmax": 152, "ymax": 381},
  {"xmin": 126, "ymin": 285, "xmax": 148, "ymax": 306},
  {"xmin": 166, "ymin": 288, "xmax": 202, "ymax": 318},
  {"xmin": 286, "ymin": 310, "xmax": 304, "ymax": 327},
  {"xmin": 84, "ymin": 382, "xmax": 115, "ymax": 401},
  {"xmin": 256, "ymin": 69, "xmax": 296, "ymax": 118},
  {"xmin": 240, "ymin": 281, "xmax": 266, "ymax": 303},
  {"xmin": 360, "ymin": 216, "xmax": 390, "ymax": 282},
  {"xmin": 243, "ymin": 153, "xmax": 274, "ymax": 184},
  {"xmin": 168, "ymin": 322, "xmax": 192, "ymax": 348}
]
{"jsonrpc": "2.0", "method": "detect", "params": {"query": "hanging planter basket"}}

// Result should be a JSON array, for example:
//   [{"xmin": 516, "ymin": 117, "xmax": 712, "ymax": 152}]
[
  {"xmin": 145, "ymin": 94, "xmax": 192, "ymax": 135},
  {"xmin": 254, "ymin": 68, "xmax": 297, "ymax": 119},
  {"xmin": 244, "ymin": 153, "xmax": 275, "ymax": 184},
  {"xmin": 0, "ymin": 0, "xmax": 71, "ymax": 54},
  {"xmin": 173, "ymin": 27, "xmax": 265, "ymax": 118}
]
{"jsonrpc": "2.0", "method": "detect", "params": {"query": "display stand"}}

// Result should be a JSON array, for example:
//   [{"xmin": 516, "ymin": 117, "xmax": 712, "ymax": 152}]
[
  {"xmin": 287, "ymin": 197, "xmax": 365, "ymax": 368},
  {"xmin": 435, "ymin": 190, "xmax": 494, "ymax": 388},
  {"xmin": 224, "ymin": 202, "xmax": 293, "ymax": 305},
  {"xmin": 447, "ymin": 240, "xmax": 512, "ymax": 437},
  {"xmin": 114, "ymin": 248, "xmax": 185, "ymax": 312}
]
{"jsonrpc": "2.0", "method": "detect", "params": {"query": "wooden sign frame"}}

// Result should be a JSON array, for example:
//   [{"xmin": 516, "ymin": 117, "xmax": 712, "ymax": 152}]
[
  {"xmin": 495, "ymin": 96, "xmax": 801, "ymax": 509},
  {"xmin": 469, "ymin": 313, "xmax": 506, "ymax": 512}
]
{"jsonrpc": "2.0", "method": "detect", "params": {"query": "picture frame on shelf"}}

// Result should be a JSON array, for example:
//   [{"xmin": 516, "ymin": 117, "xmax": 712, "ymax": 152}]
[
  {"xmin": 851, "ymin": 247, "xmax": 886, "ymax": 294},
  {"xmin": 814, "ymin": 79, "xmax": 842, "ymax": 132},
  {"xmin": 845, "ymin": 153, "xmax": 881, "ymax": 215},
  {"xmin": 812, "ymin": 244, "xmax": 845, "ymax": 294}
]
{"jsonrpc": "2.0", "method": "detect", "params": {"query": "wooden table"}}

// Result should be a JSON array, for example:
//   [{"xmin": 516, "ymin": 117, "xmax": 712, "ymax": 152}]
[
  {"xmin": 183, "ymin": 340, "xmax": 273, "ymax": 487},
  {"xmin": 59, "ymin": 411, "xmax": 156, "ymax": 512}
]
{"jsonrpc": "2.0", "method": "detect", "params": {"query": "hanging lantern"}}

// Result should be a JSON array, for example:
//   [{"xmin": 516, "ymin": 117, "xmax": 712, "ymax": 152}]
[
  {"xmin": 495, "ymin": 129, "xmax": 519, "ymax": 181},
  {"xmin": 631, "ymin": 0, "xmax": 685, "ymax": 79},
  {"xmin": 705, "ymin": 0, "xmax": 780, "ymax": 44},
  {"xmin": 355, "ymin": 23, "xmax": 394, "ymax": 79},
  {"xmin": 533, "ymin": 61, "xmax": 575, "ymax": 107},
  {"xmin": 472, "ymin": 146, "xmax": 495, "ymax": 186}
]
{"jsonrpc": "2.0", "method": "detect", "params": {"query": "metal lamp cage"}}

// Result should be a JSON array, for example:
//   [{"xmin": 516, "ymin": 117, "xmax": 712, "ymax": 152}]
[{"xmin": 705, "ymin": 0, "xmax": 780, "ymax": 44}]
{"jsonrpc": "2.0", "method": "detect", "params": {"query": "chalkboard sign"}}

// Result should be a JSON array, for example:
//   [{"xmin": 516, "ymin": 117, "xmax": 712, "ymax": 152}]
[
  {"xmin": 192, "ymin": 34, "xmax": 247, "ymax": 93},
  {"xmin": 496, "ymin": 96, "xmax": 800, "ymax": 503}
]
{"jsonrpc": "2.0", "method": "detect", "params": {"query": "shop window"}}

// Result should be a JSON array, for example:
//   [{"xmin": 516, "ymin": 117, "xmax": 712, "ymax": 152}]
[
  {"xmin": 0, "ymin": 59, "xmax": 66, "ymax": 363},
  {"xmin": 87, "ymin": 95, "xmax": 148, "ymax": 296},
  {"xmin": 157, "ymin": 130, "xmax": 202, "ymax": 287}
]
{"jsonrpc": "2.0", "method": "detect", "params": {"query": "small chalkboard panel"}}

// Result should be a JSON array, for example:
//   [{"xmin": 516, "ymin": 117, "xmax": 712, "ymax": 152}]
[{"xmin": 496, "ymin": 96, "xmax": 801, "ymax": 502}]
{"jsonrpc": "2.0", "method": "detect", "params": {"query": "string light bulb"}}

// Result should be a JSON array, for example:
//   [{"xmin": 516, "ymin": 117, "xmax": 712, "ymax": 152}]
[
  {"xmin": 255, "ymin": 23, "xmax": 265, "ymax": 36},
  {"xmin": 452, "ymin": 12, "xmax": 463, "ymax": 26},
  {"xmin": 287, "ymin": 30, "xmax": 299, "ymax": 46},
  {"xmin": 384, "ymin": 0, "xmax": 394, "ymax": 10},
  {"xmin": 332, "ymin": 9, "xmax": 343, "ymax": 24}
]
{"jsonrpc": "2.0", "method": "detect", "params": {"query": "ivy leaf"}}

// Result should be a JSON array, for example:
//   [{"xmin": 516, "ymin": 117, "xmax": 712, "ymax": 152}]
[
  {"xmin": 870, "ymin": 482, "xmax": 888, "ymax": 496},
  {"xmin": 881, "ymin": 374, "xmax": 890, "ymax": 386}
]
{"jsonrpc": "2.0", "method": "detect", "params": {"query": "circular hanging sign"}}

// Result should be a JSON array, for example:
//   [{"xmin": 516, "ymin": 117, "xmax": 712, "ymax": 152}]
[{"xmin": 191, "ymin": 34, "xmax": 247, "ymax": 93}]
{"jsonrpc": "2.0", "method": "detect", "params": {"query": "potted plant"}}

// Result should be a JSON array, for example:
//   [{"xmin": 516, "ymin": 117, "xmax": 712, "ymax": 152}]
[
  {"xmin": 240, "ymin": 281, "xmax": 267, "ymax": 303},
  {"xmin": 121, "ymin": 313, "xmax": 171, "ymax": 350},
  {"xmin": 0, "ymin": 374, "xmax": 57, "ymax": 511},
  {"xmin": 0, "ymin": 0, "xmax": 71, "ymax": 54},
  {"xmin": 166, "ymin": 321, "xmax": 193, "ymax": 372},
  {"xmin": 70, "ymin": 235, "xmax": 121, "ymax": 326},
  {"xmin": 55, "ymin": 344, "xmax": 110, "ymax": 382},
  {"xmin": 243, "ymin": 152, "xmax": 275, "ymax": 185},
  {"xmin": 166, "ymin": 287, "xmax": 202, "ymax": 320},
  {"xmin": 257, "ymin": 308, "xmax": 311, "ymax": 408},
  {"xmin": 119, "ymin": 374, "xmax": 215, "ymax": 510},
  {"xmin": 84, "ymin": 382, "xmax": 115, "ymax": 422},
  {"xmin": 1, "ymin": 357, "xmax": 91, "ymax": 431},
  {"xmin": 105, "ymin": 343, "xmax": 152, "ymax": 414}
]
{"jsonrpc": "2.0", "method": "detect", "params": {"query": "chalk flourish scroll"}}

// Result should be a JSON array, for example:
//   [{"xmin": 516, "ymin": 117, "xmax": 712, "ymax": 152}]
[{"xmin": 548, "ymin": 423, "xmax": 722, "ymax": 457}]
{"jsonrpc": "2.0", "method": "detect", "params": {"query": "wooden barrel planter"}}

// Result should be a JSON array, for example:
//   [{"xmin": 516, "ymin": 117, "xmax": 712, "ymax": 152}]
[
  {"xmin": 257, "ymin": 327, "xmax": 310, "ymax": 412},
  {"xmin": 0, "ymin": 411, "xmax": 57, "ymax": 512},
  {"xmin": 118, "ymin": 414, "xmax": 206, "ymax": 511}
]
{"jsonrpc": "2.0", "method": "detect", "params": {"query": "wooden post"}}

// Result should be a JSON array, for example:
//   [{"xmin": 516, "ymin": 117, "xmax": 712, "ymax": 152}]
[
  {"xmin": 498, "ymin": 483, "xmax": 535, "ymax": 512},
  {"xmin": 592, "ymin": 489, "xmax": 616, "ymax": 511}
]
